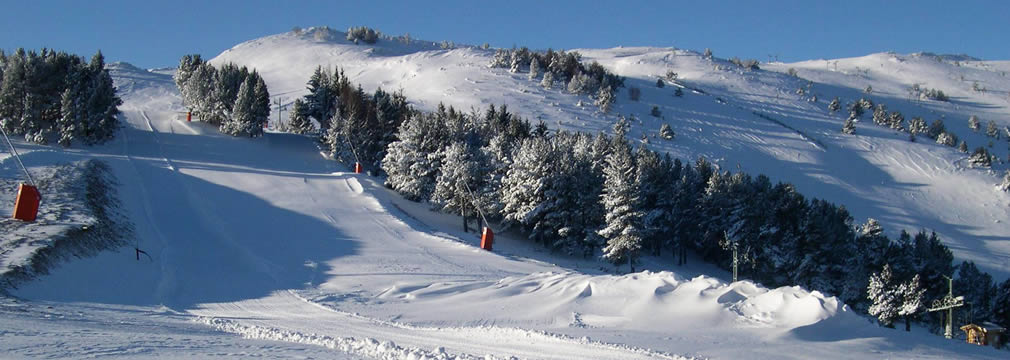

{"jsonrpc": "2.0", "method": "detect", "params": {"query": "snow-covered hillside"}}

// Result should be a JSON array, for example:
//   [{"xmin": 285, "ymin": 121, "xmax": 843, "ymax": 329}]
[
  {"xmin": 212, "ymin": 28, "xmax": 1010, "ymax": 280},
  {"xmin": 2, "ymin": 28, "xmax": 1009, "ymax": 359}
]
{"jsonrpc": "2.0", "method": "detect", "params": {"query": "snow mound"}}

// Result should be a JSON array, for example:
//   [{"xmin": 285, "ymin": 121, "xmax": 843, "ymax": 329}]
[{"xmin": 380, "ymin": 271, "xmax": 845, "ymax": 332}]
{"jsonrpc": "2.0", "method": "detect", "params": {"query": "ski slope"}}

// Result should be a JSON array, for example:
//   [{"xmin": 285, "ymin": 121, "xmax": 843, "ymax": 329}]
[
  {"xmin": 213, "ymin": 29, "xmax": 1010, "ymax": 280},
  {"xmin": 2, "ymin": 30, "xmax": 1009, "ymax": 358}
]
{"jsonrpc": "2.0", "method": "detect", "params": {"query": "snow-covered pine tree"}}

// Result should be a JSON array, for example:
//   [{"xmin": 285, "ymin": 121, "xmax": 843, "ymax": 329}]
[
  {"xmin": 500, "ymin": 136, "xmax": 553, "ymax": 239},
  {"xmin": 509, "ymin": 52, "xmax": 522, "ymax": 73},
  {"xmin": 872, "ymin": 104, "xmax": 888, "ymax": 126},
  {"xmin": 659, "ymin": 123, "xmax": 674, "ymax": 140},
  {"xmin": 0, "ymin": 49, "xmax": 28, "ymax": 131},
  {"xmin": 842, "ymin": 117, "xmax": 856, "ymax": 134},
  {"xmin": 182, "ymin": 63, "xmax": 216, "ymax": 118},
  {"xmin": 599, "ymin": 121, "xmax": 643, "ymax": 272},
  {"xmin": 81, "ymin": 53, "xmax": 122, "ymax": 145},
  {"xmin": 868, "ymin": 264, "xmax": 899, "ymax": 327},
  {"xmin": 986, "ymin": 120, "xmax": 999, "ymax": 138},
  {"xmin": 897, "ymin": 274, "xmax": 925, "ymax": 332},
  {"xmin": 173, "ymin": 54, "xmax": 203, "ymax": 91},
  {"xmin": 57, "ymin": 62, "xmax": 89, "ymax": 147},
  {"xmin": 220, "ymin": 76, "xmax": 257, "ymax": 136},
  {"xmin": 58, "ymin": 86, "xmax": 80, "ymax": 147},
  {"xmin": 595, "ymin": 85, "xmax": 614, "ymax": 113},
  {"xmin": 888, "ymin": 111, "xmax": 905, "ymax": 131},
  {"xmin": 381, "ymin": 109, "xmax": 451, "ymax": 201},
  {"xmin": 999, "ymin": 170, "xmax": 1010, "ymax": 192},
  {"xmin": 528, "ymin": 57, "xmax": 539, "ymax": 81},
  {"xmin": 847, "ymin": 100, "xmax": 864, "ymax": 120},
  {"xmin": 432, "ymin": 141, "xmax": 488, "ymax": 232},
  {"xmin": 252, "ymin": 72, "xmax": 270, "ymax": 133},
  {"xmin": 540, "ymin": 71, "xmax": 554, "ymax": 89},
  {"xmin": 907, "ymin": 116, "xmax": 927, "ymax": 136},
  {"xmin": 968, "ymin": 115, "xmax": 980, "ymax": 132},
  {"xmin": 828, "ymin": 97, "xmax": 840, "ymax": 113},
  {"xmin": 208, "ymin": 63, "xmax": 248, "ymax": 126},
  {"xmin": 936, "ymin": 132, "xmax": 956, "ymax": 147},
  {"xmin": 636, "ymin": 147, "xmax": 676, "ymax": 256},
  {"xmin": 287, "ymin": 99, "xmax": 314, "ymax": 134}
]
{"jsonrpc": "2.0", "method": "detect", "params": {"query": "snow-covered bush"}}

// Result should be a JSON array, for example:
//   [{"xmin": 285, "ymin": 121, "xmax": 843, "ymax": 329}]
[
  {"xmin": 968, "ymin": 147, "xmax": 992, "ymax": 167},
  {"xmin": 659, "ymin": 123, "xmax": 674, "ymax": 140},
  {"xmin": 345, "ymin": 26, "xmax": 379, "ymax": 44}
]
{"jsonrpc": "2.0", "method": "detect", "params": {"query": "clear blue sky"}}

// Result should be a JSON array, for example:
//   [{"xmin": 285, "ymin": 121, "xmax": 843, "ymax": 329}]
[{"xmin": 2, "ymin": 0, "xmax": 1007, "ymax": 69}]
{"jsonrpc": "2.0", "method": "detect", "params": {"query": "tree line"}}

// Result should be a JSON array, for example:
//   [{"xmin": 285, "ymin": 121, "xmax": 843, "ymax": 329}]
[
  {"xmin": 174, "ymin": 55, "xmax": 270, "ymax": 137},
  {"xmin": 289, "ymin": 59, "xmax": 1010, "ymax": 338},
  {"xmin": 0, "ymin": 48, "xmax": 121, "ymax": 146}
]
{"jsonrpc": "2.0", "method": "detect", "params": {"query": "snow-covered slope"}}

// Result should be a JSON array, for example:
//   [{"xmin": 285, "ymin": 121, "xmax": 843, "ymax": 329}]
[
  {"xmin": 212, "ymin": 29, "xmax": 1010, "ymax": 280},
  {"xmin": 2, "ymin": 29, "xmax": 1009, "ymax": 358}
]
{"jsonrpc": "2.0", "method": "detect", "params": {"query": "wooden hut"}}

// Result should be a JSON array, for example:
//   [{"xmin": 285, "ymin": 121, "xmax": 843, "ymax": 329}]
[{"xmin": 959, "ymin": 322, "xmax": 1005, "ymax": 349}]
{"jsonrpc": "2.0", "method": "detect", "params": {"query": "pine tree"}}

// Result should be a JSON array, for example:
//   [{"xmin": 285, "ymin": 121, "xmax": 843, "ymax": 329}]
[
  {"xmin": 969, "ymin": 147, "xmax": 991, "ymax": 167},
  {"xmin": 599, "ymin": 126, "xmax": 643, "ymax": 272},
  {"xmin": 848, "ymin": 100, "xmax": 864, "ymax": 120},
  {"xmin": 872, "ymin": 104, "xmax": 888, "ymax": 126},
  {"xmin": 993, "ymin": 279, "xmax": 1010, "ymax": 329},
  {"xmin": 968, "ymin": 115, "xmax": 981, "ymax": 132},
  {"xmin": 954, "ymin": 261, "xmax": 996, "ymax": 323},
  {"xmin": 958, "ymin": 141, "xmax": 968, "ymax": 153},
  {"xmin": 888, "ymin": 111, "xmax": 905, "ymax": 131},
  {"xmin": 908, "ymin": 117, "xmax": 927, "ymax": 136},
  {"xmin": 182, "ymin": 63, "xmax": 216, "ymax": 117},
  {"xmin": 828, "ymin": 97, "xmax": 840, "ymax": 113},
  {"xmin": 220, "ymin": 76, "xmax": 257, "ymax": 136},
  {"xmin": 897, "ymin": 274, "xmax": 925, "ymax": 332},
  {"xmin": 540, "ymin": 71, "xmax": 554, "ymax": 89},
  {"xmin": 659, "ymin": 123, "xmax": 674, "ymax": 140},
  {"xmin": 252, "ymin": 72, "xmax": 270, "ymax": 132},
  {"xmin": 595, "ymin": 86, "xmax": 614, "ymax": 113},
  {"xmin": 500, "ymin": 137, "xmax": 553, "ymax": 238},
  {"xmin": 381, "ymin": 111, "xmax": 450, "ymax": 201},
  {"xmin": 173, "ymin": 54, "xmax": 203, "ymax": 90},
  {"xmin": 433, "ymin": 141, "xmax": 487, "ymax": 231},
  {"xmin": 986, "ymin": 120, "xmax": 999, "ymax": 138},
  {"xmin": 999, "ymin": 170, "xmax": 1010, "ymax": 192},
  {"xmin": 842, "ymin": 118, "xmax": 856, "ymax": 134},
  {"xmin": 656, "ymin": 78, "xmax": 665, "ymax": 88},
  {"xmin": 81, "ymin": 52, "xmax": 122, "ymax": 144},
  {"xmin": 287, "ymin": 99, "xmax": 314, "ymax": 134},
  {"xmin": 868, "ymin": 264, "xmax": 899, "ymax": 327},
  {"xmin": 528, "ymin": 57, "xmax": 539, "ymax": 81},
  {"xmin": 58, "ymin": 86, "xmax": 80, "ymax": 147}
]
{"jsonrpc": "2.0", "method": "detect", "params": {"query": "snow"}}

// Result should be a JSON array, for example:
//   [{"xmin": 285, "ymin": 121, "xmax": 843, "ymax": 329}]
[
  {"xmin": 2, "ymin": 28, "xmax": 1009, "ymax": 358},
  {"xmin": 214, "ymin": 33, "xmax": 1010, "ymax": 281}
]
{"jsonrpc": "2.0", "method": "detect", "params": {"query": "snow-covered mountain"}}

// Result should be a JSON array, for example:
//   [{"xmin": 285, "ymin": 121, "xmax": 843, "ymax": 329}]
[
  {"xmin": 213, "ymin": 28, "xmax": 1010, "ymax": 279},
  {"xmin": 2, "ymin": 27, "xmax": 1008, "ymax": 358}
]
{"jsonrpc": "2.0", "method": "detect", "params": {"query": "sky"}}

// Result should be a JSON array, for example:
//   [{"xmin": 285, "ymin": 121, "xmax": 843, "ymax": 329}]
[{"xmin": 1, "ymin": 0, "xmax": 1007, "ymax": 69}]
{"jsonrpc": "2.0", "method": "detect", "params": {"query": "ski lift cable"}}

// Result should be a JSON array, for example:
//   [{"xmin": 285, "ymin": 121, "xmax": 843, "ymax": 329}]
[{"xmin": 0, "ymin": 122, "xmax": 36, "ymax": 187}]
